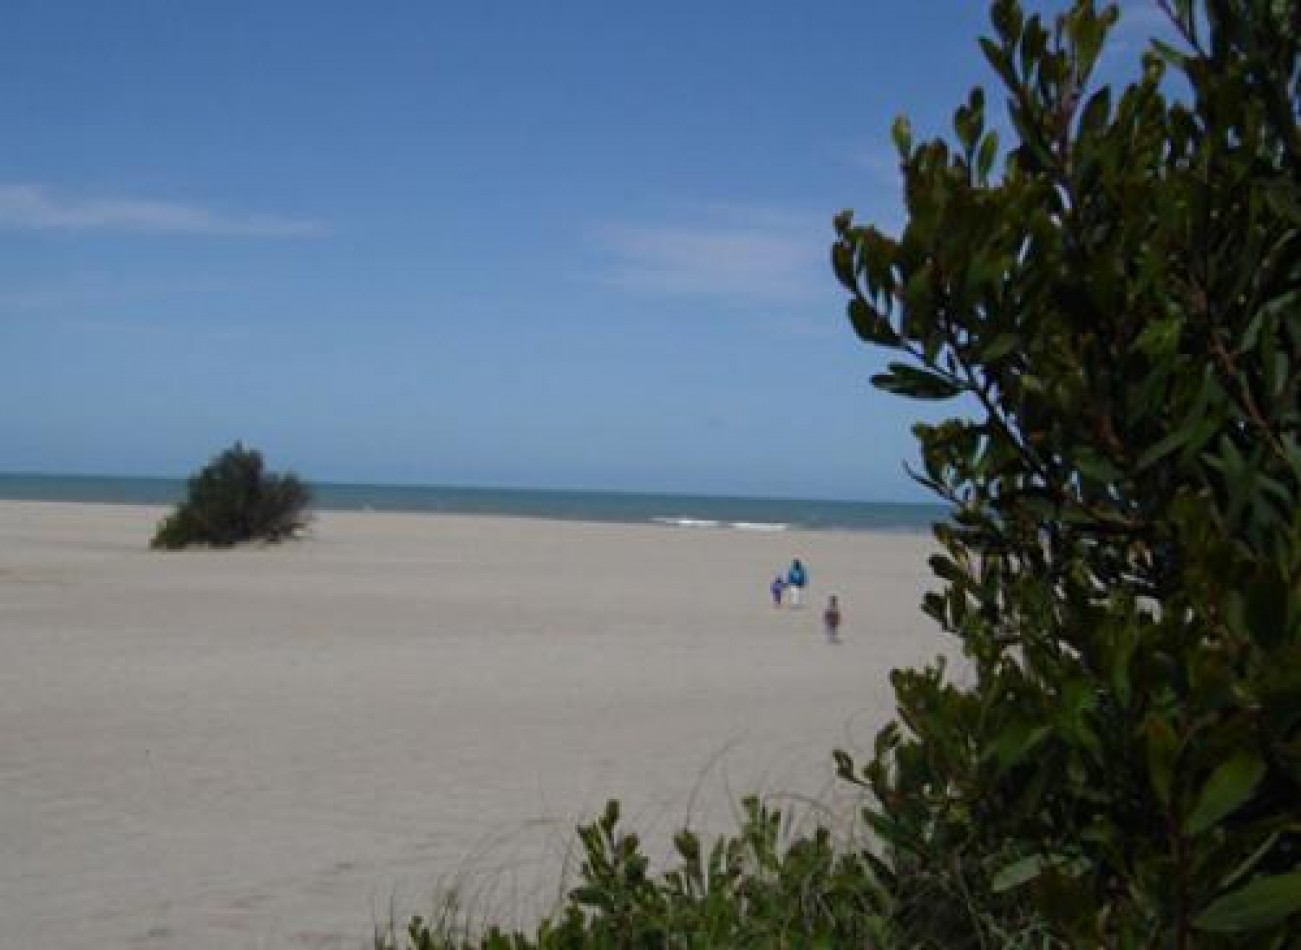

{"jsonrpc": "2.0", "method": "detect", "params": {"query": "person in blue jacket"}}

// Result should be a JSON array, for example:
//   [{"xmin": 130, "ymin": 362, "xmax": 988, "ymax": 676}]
[{"xmin": 786, "ymin": 558, "xmax": 807, "ymax": 607}]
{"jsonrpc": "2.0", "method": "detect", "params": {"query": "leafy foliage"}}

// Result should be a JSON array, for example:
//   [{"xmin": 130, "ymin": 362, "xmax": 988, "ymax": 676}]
[
  {"xmin": 382, "ymin": 799, "xmax": 896, "ymax": 950},
  {"xmin": 832, "ymin": 0, "xmax": 1301, "ymax": 944},
  {"xmin": 151, "ymin": 442, "xmax": 312, "ymax": 549}
]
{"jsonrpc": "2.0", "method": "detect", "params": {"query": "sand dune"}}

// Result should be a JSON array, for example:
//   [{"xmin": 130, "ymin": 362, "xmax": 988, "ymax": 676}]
[{"xmin": 0, "ymin": 501, "xmax": 954, "ymax": 949}]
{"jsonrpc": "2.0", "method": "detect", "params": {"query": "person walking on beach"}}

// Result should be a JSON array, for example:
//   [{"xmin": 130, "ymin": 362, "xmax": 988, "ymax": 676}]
[
  {"xmin": 786, "ymin": 558, "xmax": 807, "ymax": 607},
  {"xmin": 770, "ymin": 574, "xmax": 787, "ymax": 608},
  {"xmin": 823, "ymin": 595, "xmax": 842, "ymax": 642}
]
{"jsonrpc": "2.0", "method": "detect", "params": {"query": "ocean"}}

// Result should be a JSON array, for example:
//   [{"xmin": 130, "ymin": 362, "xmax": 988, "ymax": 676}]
[{"xmin": 0, "ymin": 474, "xmax": 946, "ymax": 533}]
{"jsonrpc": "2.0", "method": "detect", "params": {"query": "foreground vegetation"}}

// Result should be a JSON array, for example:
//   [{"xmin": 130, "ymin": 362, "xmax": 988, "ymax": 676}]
[
  {"xmin": 151, "ymin": 442, "xmax": 312, "ymax": 549},
  {"xmin": 387, "ymin": 1, "xmax": 1300, "ymax": 945}
]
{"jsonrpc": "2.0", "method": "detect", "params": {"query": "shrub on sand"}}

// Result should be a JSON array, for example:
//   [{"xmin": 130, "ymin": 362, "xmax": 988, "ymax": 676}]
[{"xmin": 151, "ymin": 442, "xmax": 312, "ymax": 550}]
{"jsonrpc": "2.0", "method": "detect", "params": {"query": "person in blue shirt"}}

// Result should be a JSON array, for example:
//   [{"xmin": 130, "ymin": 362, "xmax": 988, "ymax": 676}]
[{"xmin": 786, "ymin": 558, "xmax": 807, "ymax": 607}]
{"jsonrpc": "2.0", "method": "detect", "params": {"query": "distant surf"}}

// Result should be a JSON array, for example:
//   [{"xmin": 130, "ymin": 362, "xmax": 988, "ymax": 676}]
[
  {"xmin": 0, "ymin": 474, "xmax": 945, "ymax": 533},
  {"xmin": 652, "ymin": 518, "xmax": 790, "ymax": 532}
]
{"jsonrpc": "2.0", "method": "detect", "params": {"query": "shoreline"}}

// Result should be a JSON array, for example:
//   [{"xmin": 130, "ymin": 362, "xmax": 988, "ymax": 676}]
[
  {"xmin": 1, "ymin": 501, "xmax": 954, "ymax": 949},
  {"xmin": 0, "ymin": 476, "xmax": 947, "ymax": 534}
]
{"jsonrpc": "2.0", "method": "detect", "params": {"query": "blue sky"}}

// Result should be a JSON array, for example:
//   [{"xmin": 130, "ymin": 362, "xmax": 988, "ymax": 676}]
[{"xmin": 2, "ymin": 1, "xmax": 1172, "ymax": 501}]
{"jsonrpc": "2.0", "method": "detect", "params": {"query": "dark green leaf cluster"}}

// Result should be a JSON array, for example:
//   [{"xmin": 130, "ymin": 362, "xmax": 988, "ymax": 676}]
[
  {"xmin": 151, "ymin": 442, "xmax": 312, "ymax": 550},
  {"xmin": 832, "ymin": 0, "xmax": 1300, "ymax": 944}
]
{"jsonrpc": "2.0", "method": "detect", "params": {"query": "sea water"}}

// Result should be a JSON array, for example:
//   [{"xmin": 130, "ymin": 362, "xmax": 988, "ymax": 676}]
[{"xmin": 0, "ymin": 473, "xmax": 945, "ymax": 533}]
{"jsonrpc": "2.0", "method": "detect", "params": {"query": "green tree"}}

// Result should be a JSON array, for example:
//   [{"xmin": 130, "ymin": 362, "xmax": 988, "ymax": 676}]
[
  {"xmin": 832, "ymin": 0, "xmax": 1300, "ymax": 944},
  {"xmin": 152, "ymin": 442, "xmax": 312, "ymax": 549}
]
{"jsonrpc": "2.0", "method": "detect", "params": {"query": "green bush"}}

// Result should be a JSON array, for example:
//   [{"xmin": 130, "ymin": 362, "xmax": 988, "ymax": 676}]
[
  {"xmin": 382, "ymin": 799, "xmax": 896, "ymax": 950},
  {"xmin": 832, "ymin": 0, "xmax": 1300, "ymax": 944},
  {"xmin": 151, "ymin": 442, "xmax": 312, "ymax": 549}
]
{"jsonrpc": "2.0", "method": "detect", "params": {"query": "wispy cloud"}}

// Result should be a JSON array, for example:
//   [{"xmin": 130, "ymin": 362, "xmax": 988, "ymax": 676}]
[
  {"xmin": 0, "ymin": 277, "xmax": 234, "ymax": 313},
  {"xmin": 0, "ymin": 183, "xmax": 329, "ymax": 237},
  {"xmin": 590, "ymin": 207, "xmax": 830, "ymax": 304}
]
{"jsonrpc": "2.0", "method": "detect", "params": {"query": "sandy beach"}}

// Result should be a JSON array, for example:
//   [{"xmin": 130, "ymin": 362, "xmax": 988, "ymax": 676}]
[{"xmin": 0, "ymin": 501, "xmax": 954, "ymax": 949}]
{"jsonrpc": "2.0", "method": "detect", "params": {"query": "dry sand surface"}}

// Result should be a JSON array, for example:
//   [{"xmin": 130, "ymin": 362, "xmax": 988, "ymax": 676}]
[{"xmin": 0, "ymin": 501, "xmax": 957, "ymax": 949}]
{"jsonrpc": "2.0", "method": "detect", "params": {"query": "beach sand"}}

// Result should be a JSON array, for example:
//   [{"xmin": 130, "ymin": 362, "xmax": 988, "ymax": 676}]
[{"xmin": 0, "ymin": 501, "xmax": 955, "ymax": 949}]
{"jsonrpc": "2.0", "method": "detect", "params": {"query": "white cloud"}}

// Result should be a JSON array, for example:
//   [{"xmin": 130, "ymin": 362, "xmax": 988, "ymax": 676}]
[
  {"xmin": 591, "ymin": 208, "xmax": 830, "ymax": 304},
  {"xmin": 0, "ymin": 183, "xmax": 329, "ymax": 237}
]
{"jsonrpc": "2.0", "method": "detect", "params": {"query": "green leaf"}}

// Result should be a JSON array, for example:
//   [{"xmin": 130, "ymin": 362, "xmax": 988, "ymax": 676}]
[
  {"xmin": 1150, "ymin": 37, "xmax": 1190, "ymax": 68},
  {"xmin": 891, "ymin": 115, "xmax": 913, "ymax": 156},
  {"xmin": 872, "ymin": 363, "xmax": 964, "ymax": 400},
  {"xmin": 568, "ymin": 885, "xmax": 610, "ymax": 909},
  {"xmin": 848, "ymin": 297, "xmax": 900, "ymax": 346},
  {"xmin": 979, "ymin": 36, "xmax": 1017, "ymax": 89},
  {"xmin": 992, "ymin": 853, "xmax": 1089, "ymax": 893},
  {"xmin": 1076, "ymin": 449, "xmax": 1122, "ymax": 484},
  {"xmin": 1186, "ymin": 753, "xmax": 1267, "ymax": 835},
  {"xmin": 1077, "ymin": 87, "xmax": 1112, "ymax": 137},
  {"xmin": 1195, "ymin": 871, "xmax": 1301, "ymax": 932},
  {"xmin": 977, "ymin": 130, "xmax": 1000, "ymax": 180},
  {"xmin": 990, "ymin": 0, "xmax": 1023, "ymax": 45},
  {"xmin": 980, "ymin": 332, "xmax": 1020, "ymax": 362},
  {"xmin": 831, "ymin": 240, "xmax": 857, "ymax": 290},
  {"xmin": 1137, "ymin": 427, "xmax": 1191, "ymax": 470},
  {"xmin": 992, "ymin": 854, "xmax": 1048, "ymax": 892},
  {"xmin": 1145, "ymin": 714, "xmax": 1179, "ymax": 807},
  {"xmin": 989, "ymin": 721, "xmax": 1051, "ymax": 769},
  {"xmin": 1219, "ymin": 832, "xmax": 1281, "ymax": 891}
]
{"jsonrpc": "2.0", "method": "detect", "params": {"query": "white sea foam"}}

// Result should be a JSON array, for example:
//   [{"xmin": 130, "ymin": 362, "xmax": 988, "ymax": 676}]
[
  {"xmin": 651, "ymin": 517, "xmax": 723, "ymax": 529},
  {"xmin": 651, "ymin": 517, "xmax": 788, "ymax": 531}
]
